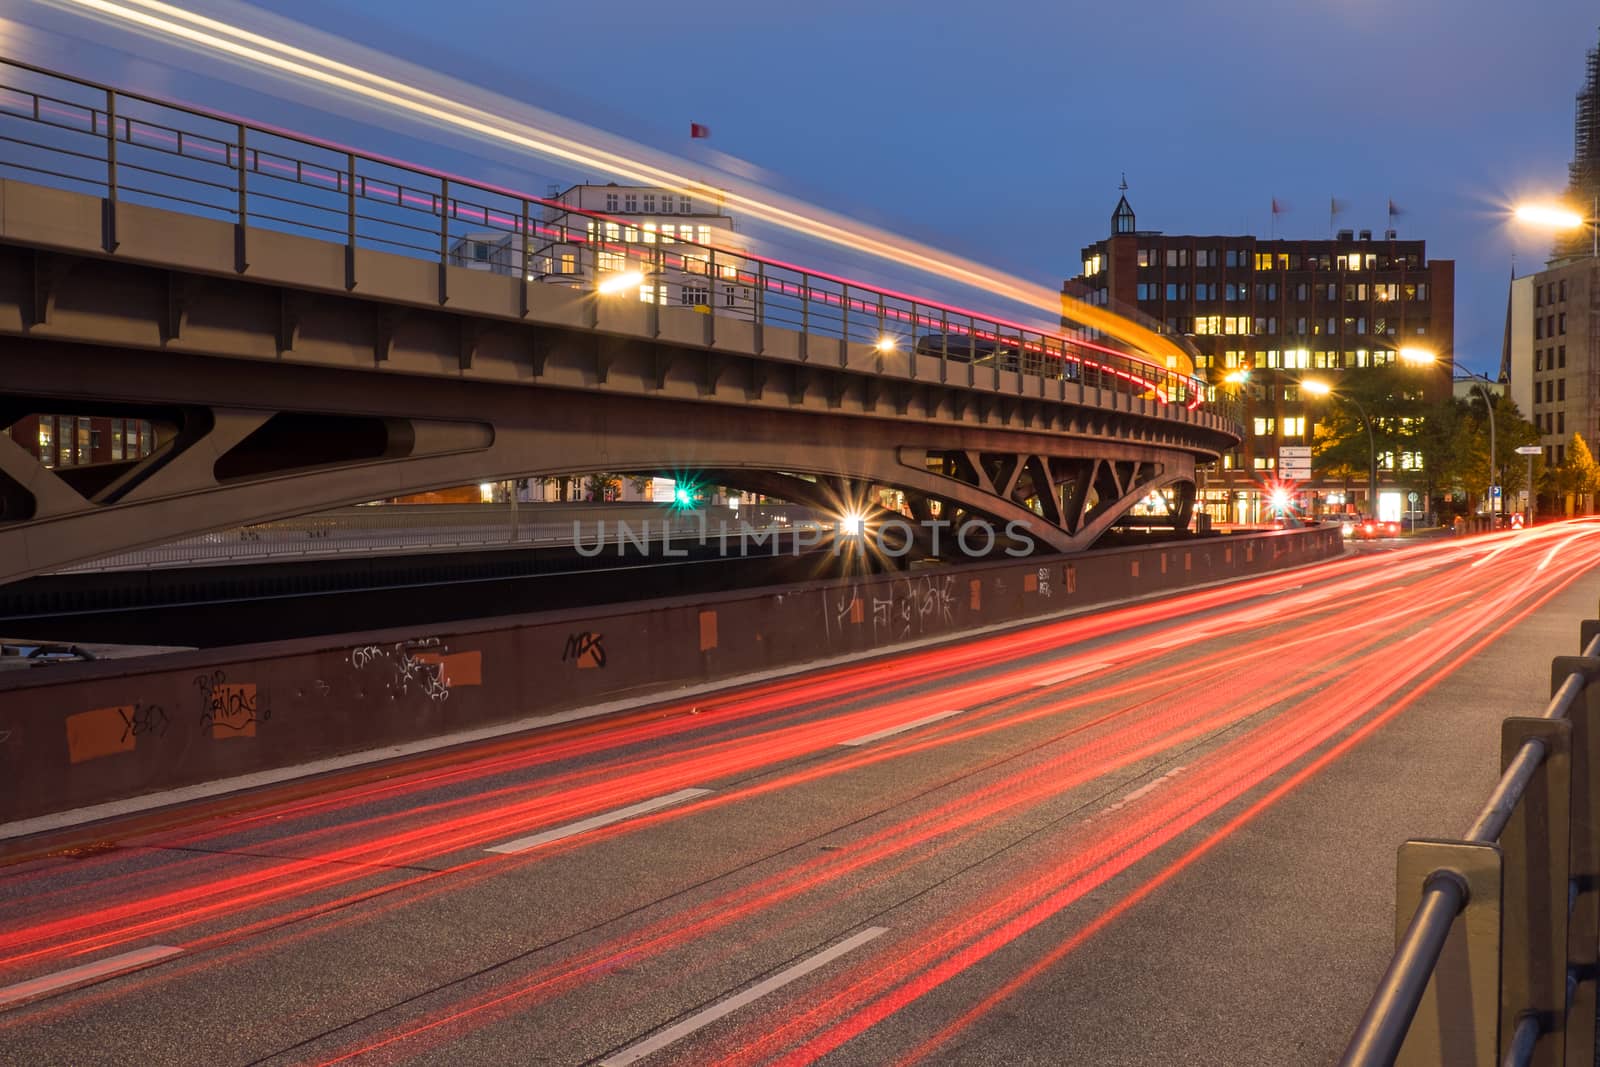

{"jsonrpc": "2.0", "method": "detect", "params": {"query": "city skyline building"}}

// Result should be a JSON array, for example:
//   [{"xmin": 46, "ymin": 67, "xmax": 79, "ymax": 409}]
[{"xmin": 1065, "ymin": 191, "xmax": 1455, "ymax": 525}]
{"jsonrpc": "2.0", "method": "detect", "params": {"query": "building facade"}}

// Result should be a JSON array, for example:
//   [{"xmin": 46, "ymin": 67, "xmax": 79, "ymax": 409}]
[
  {"xmin": 7, "ymin": 416, "xmax": 156, "ymax": 469},
  {"xmin": 1508, "ymin": 263, "xmax": 1598, "ymax": 469},
  {"xmin": 449, "ymin": 183, "xmax": 754, "ymax": 316},
  {"xmin": 1065, "ymin": 194, "xmax": 1455, "ymax": 524}
]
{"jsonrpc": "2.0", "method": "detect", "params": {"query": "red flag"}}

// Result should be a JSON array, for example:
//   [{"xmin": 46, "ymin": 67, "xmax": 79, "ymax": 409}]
[
  {"xmin": 690, "ymin": 122, "xmax": 711, "ymax": 139},
  {"xmin": 1271, "ymin": 197, "xmax": 1283, "ymax": 215}
]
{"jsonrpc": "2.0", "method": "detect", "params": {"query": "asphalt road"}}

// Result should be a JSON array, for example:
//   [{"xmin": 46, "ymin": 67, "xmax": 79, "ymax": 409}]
[{"xmin": 3, "ymin": 522, "xmax": 1600, "ymax": 1066}]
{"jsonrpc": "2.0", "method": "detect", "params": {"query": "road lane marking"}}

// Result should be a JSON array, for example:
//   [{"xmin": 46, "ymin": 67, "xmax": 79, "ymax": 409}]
[
  {"xmin": 600, "ymin": 927, "xmax": 889, "ymax": 1066},
  {"xmin": 0, "ymin": 945, "xmax": 182, "ymax": 1008},
  {"xmin": 1031, "ymin": 662, "xmax": 1111, "ymax": 688},
  {"xmin": 485, "ymin": 788, "xmax": 712, "ymax": 854},
  {"xmin": 1099, "ymin": 766, "xmax": 1188, "ymax": 819},
  {"xmin": 839, "ymin": 710, "xmax": 967, "ymax": 747}
]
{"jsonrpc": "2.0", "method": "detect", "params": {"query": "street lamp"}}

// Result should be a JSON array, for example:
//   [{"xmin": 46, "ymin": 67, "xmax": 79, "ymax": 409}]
[
  {"xmin": 1301, "ymin": 379, "xmax": 1379, "ymax": 520},
  {"xmin": 1454, "ymin": 370, "xmax": 1501, "ymax": 524},
  {"xmin": 596, "ymin": 269, "xmax": 645, "ymax": 296},
  {"xmin": 1514, "ymin": 196, "xmax": 1599, "ymax": 258}
]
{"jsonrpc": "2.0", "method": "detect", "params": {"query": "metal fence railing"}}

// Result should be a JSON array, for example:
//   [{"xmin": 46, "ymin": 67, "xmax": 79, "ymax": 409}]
[
  {"xmin": 1343, "ymin": 616, "xmax": 1600, "ymax": 1067},
  {"xmin": 0, "ymin": 58, "xmax": 1221, "ymax": 422}
]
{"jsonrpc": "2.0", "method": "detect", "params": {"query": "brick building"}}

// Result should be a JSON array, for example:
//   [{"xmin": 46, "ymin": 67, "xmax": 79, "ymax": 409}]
[{"xmin": 1065, "ymin": 193, "xmax": 1454, "ymax": 524}]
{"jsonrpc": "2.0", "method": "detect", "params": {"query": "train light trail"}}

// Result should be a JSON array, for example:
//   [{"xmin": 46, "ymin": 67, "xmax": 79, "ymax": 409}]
[{"xmin": 41, "ymin": 0, "xmax": 1189, "ymax": 380}]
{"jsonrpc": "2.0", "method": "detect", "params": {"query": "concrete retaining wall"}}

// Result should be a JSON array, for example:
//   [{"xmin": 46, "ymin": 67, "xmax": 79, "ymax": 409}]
[{"xmin": 0, "ymin": 528, "xmax": 1342, "ymax": 824}]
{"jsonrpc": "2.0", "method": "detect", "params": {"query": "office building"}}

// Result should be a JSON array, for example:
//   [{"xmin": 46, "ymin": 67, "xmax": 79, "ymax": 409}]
[{"xmin": 1065, "ymin": 192, "xmax": 1455, "ymax": 524}]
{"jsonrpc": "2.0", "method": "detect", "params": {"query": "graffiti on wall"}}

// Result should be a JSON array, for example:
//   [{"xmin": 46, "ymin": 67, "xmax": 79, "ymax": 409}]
[
  {"xmin": 824, "ymin": 575, "xmax": 957, "ymax": 647},
  {"xmin": 562, "ymin": 631, "xmax": 607, "ymax": 669},
  {"xmin": 194, "ymin": 670, "xmax": 270, "ymax": 738}
]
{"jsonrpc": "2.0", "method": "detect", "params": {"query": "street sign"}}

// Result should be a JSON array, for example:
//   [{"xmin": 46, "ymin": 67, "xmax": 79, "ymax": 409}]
[
  {"xmin": 1492, "ymin": 485, "xmax": 1502, "ymax": 499},
  {"xmin": 1515, "ymin": 445, "xmax": 1543, "ymax": 456},
  {"xmin": 1279, "ymin": 446, "xmax": 1311, "ymax": 478},
  {"xmin": 1407, "ymin": 491, "xmax": 1418, "ymax": 504}
]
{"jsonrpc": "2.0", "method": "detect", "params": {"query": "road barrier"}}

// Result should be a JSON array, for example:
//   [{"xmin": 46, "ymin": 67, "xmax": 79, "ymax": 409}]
[
  {"xmin": 0, "ymin": 528, "xmax": 1338, "ymax": 828},
  {"xmin": 1343, "ymin": 618, "xmax": 1600, "ymax": 1066}
]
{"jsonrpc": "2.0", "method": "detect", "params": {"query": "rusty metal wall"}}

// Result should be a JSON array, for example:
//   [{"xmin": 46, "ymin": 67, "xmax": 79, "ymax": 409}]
[{"xmin": 0, "ymin": 529, "xmax": 1341, "ymax": 823}]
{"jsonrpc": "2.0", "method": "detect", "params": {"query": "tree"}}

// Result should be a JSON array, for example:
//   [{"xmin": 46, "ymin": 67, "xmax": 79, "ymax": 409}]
[
  {"xmin": 1308, "ymin": 365, "xmax": 1427, "ymax": 507},
  {"xmin": 1563, "ymin": 433, "xmax": 1600, "ymax": 513}
]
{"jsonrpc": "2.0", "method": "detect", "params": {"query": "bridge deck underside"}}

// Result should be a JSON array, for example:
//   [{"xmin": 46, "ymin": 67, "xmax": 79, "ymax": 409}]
[{"xmin": 0, "ymin": 181, "xmax": 1235, "ymax": 582}]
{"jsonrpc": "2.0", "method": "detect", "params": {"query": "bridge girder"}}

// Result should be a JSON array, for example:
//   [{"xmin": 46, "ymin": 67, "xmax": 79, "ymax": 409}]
[{"xmin": 0, "ymin": 341, "xmax": 1197, "ymax": 581}]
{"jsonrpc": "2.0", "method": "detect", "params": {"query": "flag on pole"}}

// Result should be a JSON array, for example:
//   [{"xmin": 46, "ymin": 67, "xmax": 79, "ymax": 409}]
[
  {"xmin": 690, "ymin": 122, "xmax": 711, "ymax": 139},
  {"xmin": 1388, "ymin": 198, "xmax": 1404, "ymax": 218},
  {"xmin": 1330, "ymin": 197, "xmax": 1348, "ymax": 237},
  {"xmin": 1271, "ymin": 197, "xmax": 1285, "ymax": 215}
]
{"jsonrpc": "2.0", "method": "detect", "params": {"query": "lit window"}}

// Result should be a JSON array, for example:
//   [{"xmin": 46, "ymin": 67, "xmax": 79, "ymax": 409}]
[
  {"xmin": 639, "ymin": 283, "xmax": 667, "ymax": 303},
  {"xmin": 560, "ymin": 252, "xmax": 576, "ymax": 273},
  {"xmin": 605, "ymin": 222, "xmax": 620, "ymax": 241},
  {"xmin": 1195, "ymin": 315, "xmax": 1220, "ymax": 335},
  {"xmin": 697, "ymin": 225, "xmax": 711, "ymax": 245},
  {"xmin": 1138, "ymin": 249, "xmax": 1153, "ymax": 267},
  {"xmin": 598, "ymin": 251, "xmax": 626, "ymax": 273},
  {"xmin": 1253, "ymin": 417, "xmax": 1276, "ymax": 435},
  {"xmin": 1255, "ymin": 253, "xmax": 1274, "ymax": 271},
  {"xmin": 642, "ymin": 223, "xmax": 657, "ymax": 243},
  {"xmin": 1283, "ymin": 416, "xmax": 1306, "ymax": 437},
  {"xmin": 37, "ymin": 416, "xmax": 54, "ymax": 468}
]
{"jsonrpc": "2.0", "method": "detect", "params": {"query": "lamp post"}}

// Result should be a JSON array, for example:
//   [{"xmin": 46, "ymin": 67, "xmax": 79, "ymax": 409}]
[
  {"xmin": 1303, "ymin": 348, "xmax": 1436, "ymax": 522},
  {"xmin": 1516, "ymin": 444, "xmax": 1542, "ymax": 525},
  {"xmin": 1302, "ymin": 380, "xmax": 1377, "ymax": 518},
  {"xmin": 1454, "ymin": 371, "xmax": 1499, "ymax": 524}
]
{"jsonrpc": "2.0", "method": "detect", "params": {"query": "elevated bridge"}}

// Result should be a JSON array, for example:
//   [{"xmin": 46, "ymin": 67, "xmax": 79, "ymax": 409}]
[{"xmin": 0, "ymin": 60, "xmax": 1241, "ymax": 584}]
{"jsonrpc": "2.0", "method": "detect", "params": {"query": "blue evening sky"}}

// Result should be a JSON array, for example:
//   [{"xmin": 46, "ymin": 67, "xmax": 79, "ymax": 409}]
[{"xmin": 11, "ymin": 0, "xmax": 1599, "ymax": 376}]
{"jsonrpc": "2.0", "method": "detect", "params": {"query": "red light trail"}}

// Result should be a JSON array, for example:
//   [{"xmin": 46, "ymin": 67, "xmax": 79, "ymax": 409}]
[{"xmin": 1, "ymin": 524, "xmax": 1596, "ymax": 1065}]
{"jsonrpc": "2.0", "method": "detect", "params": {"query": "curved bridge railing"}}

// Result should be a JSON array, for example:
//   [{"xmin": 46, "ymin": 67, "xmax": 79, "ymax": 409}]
[{"xmin": 0, "ymin": 58, "xmax": 1227, "ymax": 424}]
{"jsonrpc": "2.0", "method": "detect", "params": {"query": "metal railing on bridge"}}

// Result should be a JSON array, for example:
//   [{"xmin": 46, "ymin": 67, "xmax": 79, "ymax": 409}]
[
  {"xmin": 0, "ymin": 58, "xmax": 1221, "ymax": 421},
  {"xmin": 1343, "ymin": 617, "xmax": 1600, "ymax": 1067}
]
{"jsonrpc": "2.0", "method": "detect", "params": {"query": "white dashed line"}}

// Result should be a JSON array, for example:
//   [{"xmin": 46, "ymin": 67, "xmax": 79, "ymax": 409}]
[
  {"xmin": 1031, "ymin": 662, "xmax": 1111, "ymax": 687},
  {"xmin": 839, "ymin": 709, "xmax": 968, "ymax": 747},
  {"xmin": 0, "ymin": 946, "xmax": 183, "ymax": 1009},
  {"xmin": 600, "ymin": 927, "xmax": 889, "ymax": 1065},
  {"xmin": 485, "ymin": 788, "xmax": 712, "ymax": 854}
]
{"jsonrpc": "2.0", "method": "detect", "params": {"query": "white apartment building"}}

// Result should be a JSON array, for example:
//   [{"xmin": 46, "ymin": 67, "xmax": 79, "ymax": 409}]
[{"xmin": 449, "ymin": 183, "xmax": 754, "ymax": 317}]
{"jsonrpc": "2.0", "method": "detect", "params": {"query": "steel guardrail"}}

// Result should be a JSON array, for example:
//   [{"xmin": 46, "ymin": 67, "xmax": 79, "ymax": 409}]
[{"xmin": 1342, "ymin": 618, "xmax": 1600, "ymax": 1067}]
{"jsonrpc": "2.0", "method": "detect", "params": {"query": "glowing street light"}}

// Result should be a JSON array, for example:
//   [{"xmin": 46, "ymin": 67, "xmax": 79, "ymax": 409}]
[
  {"xmin": 1398, "ymin": 347, "xmax": 1436, "ymax": 366},
  {"xmin": 1223, "ymin": 369, "xmax": 1251, "ymax": 385},
  {"xmin": 874, "ymin": 335, "xmax": 899, "ymax": 354},
  {"xmin": 596, "ymin": 269, "xmax": 644, "ymax": 296},
  {"xmin": 1514, "ymin": 199, "xmax": 1598, "ymax": 257}
]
